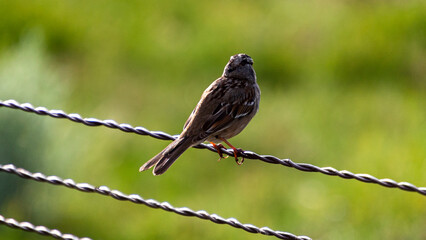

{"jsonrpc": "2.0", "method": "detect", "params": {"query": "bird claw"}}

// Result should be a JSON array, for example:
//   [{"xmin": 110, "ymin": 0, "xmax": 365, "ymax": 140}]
[
  {"xmin": 234, "ymin": 148, "xmax": 245, "ymax": 165},
  {"xmin": 211, "ymin": 143, "xmax": 228, "ymax": 161}
]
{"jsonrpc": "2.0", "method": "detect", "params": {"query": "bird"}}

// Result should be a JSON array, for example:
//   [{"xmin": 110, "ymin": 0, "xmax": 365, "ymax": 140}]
[{"xmin": 140, "ymin": 53, "xmax": 261, "ymax": 175}]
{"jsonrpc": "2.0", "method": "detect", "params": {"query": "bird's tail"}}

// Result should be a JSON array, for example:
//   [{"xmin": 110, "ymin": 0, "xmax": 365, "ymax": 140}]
[{"xmin": 139, "ymin": 137, "xmax": 192, "ymax": 175}]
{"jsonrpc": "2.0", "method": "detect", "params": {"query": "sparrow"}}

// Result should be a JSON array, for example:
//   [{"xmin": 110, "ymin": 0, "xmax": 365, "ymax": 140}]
[{"xmin": 140, "ymin": 53, "xmax": 261, "ymax": 175}]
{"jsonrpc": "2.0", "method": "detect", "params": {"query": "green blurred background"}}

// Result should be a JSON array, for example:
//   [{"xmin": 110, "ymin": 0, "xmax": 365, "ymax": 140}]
[{"xmin": 0, "ymin": 1, "xmax": 425, "ymax": 239}]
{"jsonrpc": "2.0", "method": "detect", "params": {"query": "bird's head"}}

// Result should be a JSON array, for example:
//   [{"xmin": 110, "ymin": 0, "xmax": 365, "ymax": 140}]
[{"xmin": 223, "ymin": 53, "xmax": 256, "ymax": 81}]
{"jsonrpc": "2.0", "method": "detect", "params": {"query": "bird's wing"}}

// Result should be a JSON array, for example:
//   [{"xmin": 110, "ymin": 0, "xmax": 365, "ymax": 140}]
[{"xmin": 202, "ymin": 89, "xmax": 257, "ymax": 135}]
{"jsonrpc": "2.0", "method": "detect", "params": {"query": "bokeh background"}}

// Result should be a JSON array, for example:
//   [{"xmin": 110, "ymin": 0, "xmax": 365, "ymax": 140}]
[{"xmin": 0, "ymin": 1, "xmax": 425, "ymax": 239}]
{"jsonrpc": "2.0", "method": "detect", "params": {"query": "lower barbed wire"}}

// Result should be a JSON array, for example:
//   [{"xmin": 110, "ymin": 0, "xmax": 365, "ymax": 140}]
[
  {"xmin": 0, "ymin": 213, "xmax": 92, "ymax": 240},
  {"xmin": 0, "ymin": 164, "xmax": 311, "ymax": 240}
]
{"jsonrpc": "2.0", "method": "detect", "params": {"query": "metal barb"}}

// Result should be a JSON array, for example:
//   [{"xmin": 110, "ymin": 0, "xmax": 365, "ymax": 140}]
[
  {"xmin": 0, "ymin": 213, "xmax": 92, "ymax": 240},
  {"xmin": 0, "ymin": 164, "xmax": 311, "ymax": 240},
  {"xmin": 0, "ymin": 99, "xmax": 424, "ymax": 196}
]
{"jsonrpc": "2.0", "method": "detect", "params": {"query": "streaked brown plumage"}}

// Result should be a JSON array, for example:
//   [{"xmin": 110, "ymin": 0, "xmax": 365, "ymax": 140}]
[{"xmin": 140, "ymin": 53, "xmax": 260, "ymax": 175}]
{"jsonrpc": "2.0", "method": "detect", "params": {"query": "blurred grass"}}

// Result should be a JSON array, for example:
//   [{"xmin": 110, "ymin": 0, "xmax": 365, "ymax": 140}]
[{"xmin": 0, "ymin": 0, "xmax": 425, "ymax": 239}]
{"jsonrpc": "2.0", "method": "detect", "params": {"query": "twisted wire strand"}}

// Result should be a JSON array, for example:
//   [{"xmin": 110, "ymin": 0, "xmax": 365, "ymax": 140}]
[
  {"xmin": 0, "ymin": 164, "xmax": 311, "ymax": 240},
  {"xmin": 0, "ymin": 213, "xmax": 92, "ymax": 240},
  {"xmin": 1, "ymin": 99, "xmax": 425, "ymax": 196}
]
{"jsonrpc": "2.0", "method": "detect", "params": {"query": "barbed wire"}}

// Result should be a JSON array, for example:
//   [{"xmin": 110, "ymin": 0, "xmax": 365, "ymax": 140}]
[
  {"xmin": 0, "ymin": 164, "xmax": 311, "ymax": 240},
  {"xmin": 0, "ymin": 213, "xmax": 91, "ymax": 240},
  {"xmin": 1, "ymin": 99, "xmax": 425, "ymax": 196}
]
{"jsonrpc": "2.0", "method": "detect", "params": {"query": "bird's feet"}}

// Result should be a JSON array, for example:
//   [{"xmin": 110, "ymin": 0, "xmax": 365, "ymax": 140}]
[{"xmin": 218, "ymin": 137, "xmax": 245, "ymax": 166}]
